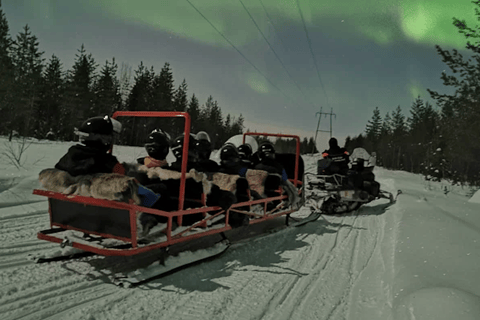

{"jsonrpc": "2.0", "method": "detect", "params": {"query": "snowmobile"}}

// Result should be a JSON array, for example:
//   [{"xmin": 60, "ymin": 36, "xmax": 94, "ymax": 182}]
[
  {"xmin": 304, "ymin": 147, "xmax": 400, "ymax": 215},
  {"xmin": 32, "ymin": 111, "xmax": 316, "ymax": 287}
]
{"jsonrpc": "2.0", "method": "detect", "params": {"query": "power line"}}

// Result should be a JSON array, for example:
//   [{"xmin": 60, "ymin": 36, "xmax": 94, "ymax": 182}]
[
  {"xmin": 239, "ymin": 0, "xmax": 316, "ymax": 109},
  {"xmin": 185, "ymin": 0, "xmax": 298, "ymax": 105},
  {"xmin": 296, "ymin": 0, "xmax": 330, "ymax": 109}
]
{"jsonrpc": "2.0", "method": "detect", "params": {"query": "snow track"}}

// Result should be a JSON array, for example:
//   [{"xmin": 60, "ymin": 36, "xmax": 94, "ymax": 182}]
[{"xmin": 0, "ymin": 156, "xmax": 400, "ymax": 320}]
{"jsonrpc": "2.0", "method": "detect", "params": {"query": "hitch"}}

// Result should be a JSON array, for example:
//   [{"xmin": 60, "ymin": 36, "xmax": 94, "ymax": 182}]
[{"xmin": 60, "ymin": 237, "xmax": 72, "ymax": 248}]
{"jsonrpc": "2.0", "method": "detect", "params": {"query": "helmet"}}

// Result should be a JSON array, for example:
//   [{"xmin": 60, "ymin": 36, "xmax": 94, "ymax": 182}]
[
  {"xmin": 237, "ymin": 144, "xmax": 252, "ymax": 160},
  {"xmin": 145, "ymin": 129, "xmax": 171, "ymax": 160},
  {"xmin": 258, "ymin": 142, "xmax": 275, "ymax": 161},
  {"xmin": 75, "ymin": 115, "xmax": 122, "ymax": 151},
  {"xmin": 220, "ymin": 143, "xmax": 239, "ymax": 162},
  {"xmin": 195, "ymin": 131, "xmax": 211, "ymax": 143},
  {"xmin": 329, "ymin": 137, "xmax": 338, "ymax": 148},
  {"xmin": 195, "ymin": 131, "xmax": 212, "ymax": 160},
  {"xmin": 171, "ymin": 134, "xmax": 198, "ymax": 161}
]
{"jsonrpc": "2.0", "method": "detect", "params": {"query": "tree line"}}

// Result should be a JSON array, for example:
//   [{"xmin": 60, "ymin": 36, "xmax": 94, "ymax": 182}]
[
  {"xmin": 0, "ymin": 4, "xmax": 317, "ymax": 154},
  {"xmin": 345, "ymin": 1, "xmax": 480, "ymax": 186}
]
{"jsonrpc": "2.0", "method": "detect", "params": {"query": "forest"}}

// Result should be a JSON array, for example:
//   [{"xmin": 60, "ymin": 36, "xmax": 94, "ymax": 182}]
[
  {"xmin": 346, "ymin": 2, "xmax": 480, "ymax": 185},
  {"xmin": 0, "ymin": 3, "xmax": 317, "ymax": 154}
]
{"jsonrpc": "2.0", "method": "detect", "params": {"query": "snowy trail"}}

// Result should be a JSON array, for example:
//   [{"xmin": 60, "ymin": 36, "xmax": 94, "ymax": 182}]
[
  {"xmin": 2, "ymin": 151, "xmax": 478, "ymax": 320},
  {"xmin": 0, "ymin": 195, "xmax": 395, "ymax": 320}
]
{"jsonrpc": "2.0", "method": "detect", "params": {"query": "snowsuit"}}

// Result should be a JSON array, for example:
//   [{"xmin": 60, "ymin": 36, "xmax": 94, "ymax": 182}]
[
  {"xmin": 55, "ymin": 144, "xmax": 163, "ymax": 212},
  {"xmin": 321, "ymin": 139, "xmax": 349, "ymax": 175},
  {"xmin": 195, "ymin": 159, "xmax": 220, "ymax": 174},
  {"xmin": 55, "ymin": 144, "xmax": 126, "ymax": 177}
]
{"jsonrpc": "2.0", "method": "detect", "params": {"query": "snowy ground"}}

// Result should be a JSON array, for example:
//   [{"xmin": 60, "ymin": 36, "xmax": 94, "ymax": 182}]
[{"xmin": 0, "ymin": 136, "xmax": 479, "ymax": 320}]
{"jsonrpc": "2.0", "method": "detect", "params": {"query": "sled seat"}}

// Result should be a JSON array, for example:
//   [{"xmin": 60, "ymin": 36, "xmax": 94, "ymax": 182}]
[{"xmin": 34, "ymin": 189, "xmax": 141, "ymax": 243}]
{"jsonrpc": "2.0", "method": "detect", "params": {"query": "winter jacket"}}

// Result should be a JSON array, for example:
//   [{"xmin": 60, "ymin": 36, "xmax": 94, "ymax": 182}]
[
  {"xmin": 254, "ymin": 159, "xmax": 289, "ymax": 182},
  {"xmin": 55, "ymin": 144, "xmax": 125, "ymax": 177},
  {"xmin": 322, "ymin": 146, "xmax": 349, "ymax": 175}
]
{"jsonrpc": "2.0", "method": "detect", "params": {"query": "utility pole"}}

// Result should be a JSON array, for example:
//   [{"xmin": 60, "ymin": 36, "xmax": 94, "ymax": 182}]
[{"xmin": 312, "ymin": 107, "xmax": 336, "ymax": 154}]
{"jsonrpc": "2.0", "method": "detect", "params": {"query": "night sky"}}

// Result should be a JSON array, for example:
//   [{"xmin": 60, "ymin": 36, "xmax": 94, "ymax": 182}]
[{"xmin": 3, "ymin": 0, "xmax": 475, "ymax": 151}]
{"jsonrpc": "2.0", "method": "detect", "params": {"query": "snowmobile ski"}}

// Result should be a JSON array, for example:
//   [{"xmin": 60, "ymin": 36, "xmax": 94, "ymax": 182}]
[
  {"xmin": 287, "ymin": 211, "xmax": 322, "ymax": 227},
  {"xmin": 111, "ymin": 240, "xmax": 230, "ymax": 287}
]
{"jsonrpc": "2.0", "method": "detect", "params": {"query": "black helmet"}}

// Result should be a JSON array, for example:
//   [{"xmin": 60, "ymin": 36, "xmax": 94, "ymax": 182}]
[
  {"xmin": 75, "ymin": 115, "xmax": 122, "ymax": 151},
  {"xmin": 220, "ymin": 143, "xmax": 239, "ymax": 162},
  {"xmin": 329, "ymin": 137, "xmax": 338, "ymax": 148},
  {"xmin": 145, "ymin": 129, "xmax": 171, "ymax": 160},
  {"xmin": 237, "ymin": 144, "xmax": 252, "ymax": 160},
  {"xmin": 195, "ymin": 131, "xmax": 212, "ymax": 160},
  {"xmin": 258, "ymin": 142, "xmax": 275, "ymax": 161},
  {"xmin": 171, "ymin": 134, "xmax": 197, "ymax": 161}
]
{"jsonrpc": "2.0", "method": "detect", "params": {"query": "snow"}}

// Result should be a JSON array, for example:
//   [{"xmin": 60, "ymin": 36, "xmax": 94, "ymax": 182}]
[
  {"xmin": 469, "ymin": 189, "xmax": 480, "ymax": 204},
  {"xmin": 1, "ymin": 137, "xmax": 480, "ymax": 320}
]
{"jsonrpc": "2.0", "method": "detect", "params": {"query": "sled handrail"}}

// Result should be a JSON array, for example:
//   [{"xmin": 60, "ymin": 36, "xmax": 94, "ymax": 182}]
[{"xmin": 243, "ymin": 132, "xmax": 301, "ymax": 186}]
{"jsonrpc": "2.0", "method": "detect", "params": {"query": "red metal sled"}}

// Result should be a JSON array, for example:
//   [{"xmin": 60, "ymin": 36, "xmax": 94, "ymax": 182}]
[{"xmin": 33, "ymin": 111, "xmax": 304, "ymax": 257}]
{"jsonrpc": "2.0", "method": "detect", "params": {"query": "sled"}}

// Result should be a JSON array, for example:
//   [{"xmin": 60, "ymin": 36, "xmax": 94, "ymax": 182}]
[{"xmin": 32, "ymin": 111, "xmax": 314, "ymax": 285}]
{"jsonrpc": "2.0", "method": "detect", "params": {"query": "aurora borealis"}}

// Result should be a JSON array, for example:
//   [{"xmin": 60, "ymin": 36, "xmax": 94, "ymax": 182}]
[{"xmin": 4, "ymin": 0, "xmax": 476, "ymax": 148}]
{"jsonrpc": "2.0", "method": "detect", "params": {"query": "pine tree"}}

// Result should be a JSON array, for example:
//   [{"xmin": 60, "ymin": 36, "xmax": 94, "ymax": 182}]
[
  {"xmin": 187, "ymin": 93, "xmax": 201, "ymax": 132},
  {"xmin": 93, "ymin": 58, "xmax": 121, "ymax": 116},
  {"xmin": 208, "ymin": 99, "xmax": 223, "ymax": 148},
  {"xmin": 154, "ymin": 62, "xmax": 174, "ymax": 111},
  {"xmin": 124, "ymin": 62, "xmax": 154, "ymax": 145},
  {"xmin": 174, "ymin": 79, "xmax": 188, "ymax": 112},
  {"xmin": 61, "ymin": 44, "xmax": 97, "ymax": 140},
  {"xmin": 11, "ymin": 24, "xmax": 44, "ymax": 136},
  {"xmin": 390, "ymin": 106, "xmax": 407, "ymax": 168},
  {"xmin": 365, "ymin": 107, "xmax": 382, "ymax": 144},
  {"xmin": 118, "ymin": 62, "xmax": 132, "ymax": 106},
  {"xmin": 37, "ymin": 54, "xmax": 64, "ymax": 138},
  {"xmin": 0, "ymin": 2, "xmax": 14, "ymax": 135},
  {"xmin": 426, "ymin": 1, "xmax": 480, "ymax": 184},
  {"xmin": 307, "ymin": 137, "xmax": 318, "ymax": 154}
]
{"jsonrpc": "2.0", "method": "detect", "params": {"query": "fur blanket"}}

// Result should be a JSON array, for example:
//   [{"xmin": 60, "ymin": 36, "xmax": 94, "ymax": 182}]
[
  {"xmin": 133, "ymin": 165, "xmax": 213, "ymax": 196},
  {"xmin": 212, "ymin": 169, "xmax": 300, "ymax": 209},
  {"xmin": 38, "ymin": 168, "xmax": 141, "ymax": 205},
  {"xmin": 211, "ymin": 169, "xmax": 268, "ymax": 195}
]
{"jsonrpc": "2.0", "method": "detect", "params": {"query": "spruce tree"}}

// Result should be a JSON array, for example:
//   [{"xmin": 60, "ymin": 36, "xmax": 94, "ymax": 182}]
[
  {"xmin": 187, "ymin": 93, "xmax": 201, "ymax": 132},
  {"xmin": 93, "ymin": 58, "xmax": 121, "ymax": 116},
  {"xmin": 61, "ymin": 44, "xmax": 97, "ymax": 140},
  {"xmin": 390, "ymin": 106, "xmax": 407, "ymax": 168},
  {"xmin": 37, "ymin": 54, "xmax": 64, "ymax": 138},
  {"xmin": 11, "ymin": 24, "xmax": 44, "ymax": 136},
  {"xmin": 365, "ymin": 107, "xmax": 382, "ymax": 144},
  {"xmin": 124, "ymin": 62, "xmax": 154, "ymax": 145},
  {"xmin": 427, "ymin": 1, "xmax": 480, "ymax": 184},
  {"xmin": 0, "ymin": 2, "xmax": 14, "ymax": 135}
]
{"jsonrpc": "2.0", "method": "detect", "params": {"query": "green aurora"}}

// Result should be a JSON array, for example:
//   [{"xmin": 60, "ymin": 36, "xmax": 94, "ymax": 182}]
[{"xmin": 94, "ymin": 0, "xmax": 475, "ymax": 48}]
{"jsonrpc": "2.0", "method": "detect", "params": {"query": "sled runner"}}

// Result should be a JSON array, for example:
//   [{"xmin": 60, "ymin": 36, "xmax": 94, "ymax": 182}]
[
  {"xmin": 32, "ymin": 111, "xmax": 316, "ymax": 285},
  {"xmin": 304, "ymin": 147, "xmax": 401, "ymax": 215}
]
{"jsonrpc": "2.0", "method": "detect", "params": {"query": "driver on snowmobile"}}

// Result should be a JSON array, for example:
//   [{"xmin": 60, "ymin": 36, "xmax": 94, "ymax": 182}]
[{"xmin": 320, "ymin": 137, "xmax": 350, "ymax": 175}]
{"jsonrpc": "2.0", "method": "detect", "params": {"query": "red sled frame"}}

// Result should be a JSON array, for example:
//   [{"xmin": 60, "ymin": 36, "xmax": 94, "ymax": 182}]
[{"xmin": 33, "ymin": 111, "xmax": 303, "ymax": 256}]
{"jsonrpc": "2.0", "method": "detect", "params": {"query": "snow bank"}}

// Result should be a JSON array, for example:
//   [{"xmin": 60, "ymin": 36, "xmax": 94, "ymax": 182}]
[{"xmin": 468, "ymin": 189, "xmax": 480, "ymax": 204}]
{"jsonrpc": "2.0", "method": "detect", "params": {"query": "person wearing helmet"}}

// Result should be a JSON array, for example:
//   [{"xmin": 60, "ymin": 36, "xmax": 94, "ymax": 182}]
[
  {"xmin": 254, "ymin": 142, "xmax": 288, "ymax": 181},
  {"xmin": 219, "ymin": 143, "xmax": 247, "ymax": 175},
  {"xmin": 55, "ymin": 115, "xmax": 167, "ymax": 235},
  {"xmin": 194, "ymin": 131, "xmax": 219, "ymax": 173},
  {"xmin": 169, "ymin": 134, "xmax": 199, "ymax": 172},
  {"xmin": 55, "ymin": 115, "xmax": 125, "ymax": 176},
  {"xmin": 237, "ymin": 143, "xmax": 253, "ymax": 168},
  {"xmin": 137, "ymin": 129, "xmax": 171, "ymax": 168},
  {"xmin": 321, "ymin": 137, "xmax": 349, "ymax": 175}
]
